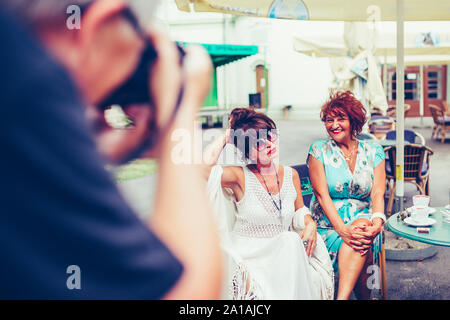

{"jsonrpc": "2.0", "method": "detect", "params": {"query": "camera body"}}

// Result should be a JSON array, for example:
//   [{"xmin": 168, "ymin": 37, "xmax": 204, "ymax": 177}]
[
  {"xmin": 98, "ymin": 41, "xmax": 186, "ymax": 163},
  {"xmin": 98, "ymin": 41, "xmax": 185, "ymax": 111}
]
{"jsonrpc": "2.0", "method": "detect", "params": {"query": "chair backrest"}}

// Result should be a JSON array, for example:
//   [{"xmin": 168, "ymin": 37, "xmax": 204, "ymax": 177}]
[
  {"xmin": 404, "ymin": 104, "xmax": 411, "ymax": 117},
  {"xmin": 357, "ymin": 132, "xmax": 377, "ymax": 140},
  {"xmin": 384, "ymin": 144, "xmax": 431, "ymax": 180},
  {"xmin": 385, "ymin": 129, "xmax": 425, "ymax": 145},
  {"xmin": 291, "ymin": 164, "xmax": 313, "ymax": 208},
  {"xmin": 386, "ymin": 104, "xmax": 411, "ymax": 118},
  {"xmin": 369, "ymin": 118, "xmax": 395, "ymax": 139},
  {"xmin": 386, "ymin": 105, "xmax": 396, "ymax": 118},
  {"xmin": 370, "ymin": 115, "xmax": 392, "ymax": 121},
  {"xmin": 429, "ymin": 104, "xmax": 444, "ymax": 124},
  {"xmin": 442, "ymin": 101, "xmax": 449, "ymax": 114}
]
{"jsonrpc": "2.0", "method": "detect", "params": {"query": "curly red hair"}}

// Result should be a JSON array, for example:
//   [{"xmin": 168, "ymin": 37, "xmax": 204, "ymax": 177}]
[{"xmin": 320, "ymin": 91, "xmax": 367, "ymax": 137}]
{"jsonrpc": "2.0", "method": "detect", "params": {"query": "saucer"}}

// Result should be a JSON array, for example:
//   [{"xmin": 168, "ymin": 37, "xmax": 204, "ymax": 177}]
[
  {"xmin": 406, "ymin": 206, "xmax": 436, "ymax": 215},
  {"xmin": 404, "ymin": 217, "xmax": 436, "ymax": 227}
]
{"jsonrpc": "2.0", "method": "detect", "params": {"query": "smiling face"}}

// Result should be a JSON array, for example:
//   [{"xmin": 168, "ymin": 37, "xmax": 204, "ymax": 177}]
[
  {"xmin": 320, "ymin": 91, "xmax": 367, "ymax": 142},
  {"xmin": 324, "ymin": 111, "xmax": 352, "ymax": 143}
]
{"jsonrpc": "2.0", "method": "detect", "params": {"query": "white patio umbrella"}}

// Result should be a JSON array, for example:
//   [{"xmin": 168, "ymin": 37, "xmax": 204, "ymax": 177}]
[
  {"xmin": 293, "ymin": 32, "xmax": 450, "ymax": 126},
  {"xmin": 293, "ymin": 37, "xmax": 450, "ymax": 62},
  {"xmin": 175, "ymin": 0, "xmax": 450, "ymax": 210}
]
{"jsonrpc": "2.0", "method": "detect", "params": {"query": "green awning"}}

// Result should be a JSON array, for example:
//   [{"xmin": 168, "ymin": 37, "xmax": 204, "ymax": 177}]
[{"xmin": 177, "ymin": 42, "xmax": 259, "ymax": 67}]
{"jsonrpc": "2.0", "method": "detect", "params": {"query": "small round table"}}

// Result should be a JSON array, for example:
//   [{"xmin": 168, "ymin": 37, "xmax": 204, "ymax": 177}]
[{"xmin": 387, "ymin": 207, "xmax": 450, "ymax": 247}]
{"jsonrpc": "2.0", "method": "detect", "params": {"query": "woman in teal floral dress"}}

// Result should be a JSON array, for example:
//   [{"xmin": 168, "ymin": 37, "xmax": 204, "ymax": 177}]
[{"xmin": 307, "ymin": 91, "xmax": 386, "ymax": 300}]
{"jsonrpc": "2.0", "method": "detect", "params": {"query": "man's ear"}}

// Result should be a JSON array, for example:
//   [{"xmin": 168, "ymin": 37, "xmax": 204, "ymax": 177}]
[{"xmin": 77, "ymin": 0, "xmax": 127, "ymax": 51}]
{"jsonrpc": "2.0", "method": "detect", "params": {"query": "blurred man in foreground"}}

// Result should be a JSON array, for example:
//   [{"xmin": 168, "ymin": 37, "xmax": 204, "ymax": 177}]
[{"xmin": 0, "ymin": 0, "xmax": 222, "ymax": 299}]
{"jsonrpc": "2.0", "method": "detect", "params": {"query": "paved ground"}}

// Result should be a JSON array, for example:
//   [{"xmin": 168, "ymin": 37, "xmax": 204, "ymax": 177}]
[{"xmin": 118, "ymin": 116, "xmax": 450, "ymax": 300}]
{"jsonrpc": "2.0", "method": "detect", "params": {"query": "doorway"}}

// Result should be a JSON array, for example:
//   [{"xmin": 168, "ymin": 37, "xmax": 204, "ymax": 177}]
[{"xmin": 255, "ymin": 64, "xmax": 268, "ymax": 109}]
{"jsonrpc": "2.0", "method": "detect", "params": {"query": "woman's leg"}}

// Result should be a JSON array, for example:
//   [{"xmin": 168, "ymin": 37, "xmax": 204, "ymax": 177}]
[{"xmin": 336, "ymin": 218, "xmax": 371, "ymax": 300}]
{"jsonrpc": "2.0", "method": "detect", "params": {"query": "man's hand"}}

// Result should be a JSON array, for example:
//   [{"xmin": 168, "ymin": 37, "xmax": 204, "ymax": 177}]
[{"xmin": 93, "ymin": 26, "xmax": 212, "ymax": 164}]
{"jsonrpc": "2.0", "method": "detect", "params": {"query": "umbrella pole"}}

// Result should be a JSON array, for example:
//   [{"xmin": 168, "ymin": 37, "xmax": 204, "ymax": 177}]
[
  {"xmin": 383, "ymin": 51, "xmax": 388, "ymax": 98},
  {"xmin": 394, "ymin": 0, "xmax": 405, "ymax": 214}
]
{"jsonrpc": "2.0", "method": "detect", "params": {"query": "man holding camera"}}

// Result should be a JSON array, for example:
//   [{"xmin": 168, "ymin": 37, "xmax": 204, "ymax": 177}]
[{"xmin": 0, "ymin": 0, "xmax": 222, "ymax": 299}]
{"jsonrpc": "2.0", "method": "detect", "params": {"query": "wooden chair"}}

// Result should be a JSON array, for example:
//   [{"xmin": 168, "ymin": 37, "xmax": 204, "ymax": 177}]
[
  {"xmin": 441, "ymin": 101, "xmax": 450, "ymax": 116},
  {"xmin": 357, "ymin": 132, "xmax": 377, "ymax": 140},
  {"xmin": 379, "ymin": 233, "xmax": 388, "ymax": 300},
  {"xmin": 293, "ymin": 163, "xmax": 388, "ymax": 300},
  {"xmin": 386, "ymin": 104, "xmax": 411, "ymax": 118},
  {"xmin": 369, "ymin": 118, "xmax": 395, "ymax": 140},
  {"xmin": 384, "ymin": 144, "xmax": 434, "ymax": 216},
  {"xmin": 429, "ymin": 104, "xmax": 450, "ymax": 143}
]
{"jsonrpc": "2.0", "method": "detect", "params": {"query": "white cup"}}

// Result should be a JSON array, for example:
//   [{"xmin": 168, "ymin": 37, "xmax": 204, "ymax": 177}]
[
  {"xmin": 442, "ymin": 211, "xmax": 450, "ymax": 224},
  {"xmin": 411, "ymin": 205, "xmax": 429, "ymax": 222},
  {"xmin": 412, "ymin": 195, "xmax": 430, "ymax": 207}
]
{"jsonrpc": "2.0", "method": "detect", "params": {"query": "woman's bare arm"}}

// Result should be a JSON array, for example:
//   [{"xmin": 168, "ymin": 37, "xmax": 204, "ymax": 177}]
[
  {"xmin": 201, "ymin": 131, "xmax": 227, "ymax": 179},
  {"xmin": 292, "ymin": 169, "xmax": 316, "ymax": 256},
  {"xmin": 201, "ymin": 130, "xmax": 244, "ymax": 197},
  {"xmin": 370, "ymin": 160, "xmax": 386, "ymax": 226},
  {"xmin": 308, "ymin": 156, "xmax": 347, "ymax": 235},
  {"xmin": 292, "ymin": 169, "xmax": 305, "ymax": 211}
]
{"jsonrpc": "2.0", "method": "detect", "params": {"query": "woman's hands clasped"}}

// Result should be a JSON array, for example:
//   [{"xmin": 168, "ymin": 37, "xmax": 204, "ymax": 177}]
[{"xmin": 339, "ymin": 220, "xmax": 382, "ymax": 256}]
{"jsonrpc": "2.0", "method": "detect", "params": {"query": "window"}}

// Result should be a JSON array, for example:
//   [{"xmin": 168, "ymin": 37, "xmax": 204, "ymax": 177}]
[
  {"xmin": 427, "ymin": 70, "xmax": 442, "ymax": 99},
  {"xmin": 388, "ymin": 71, "xmax": 420, "ymax": 101}
]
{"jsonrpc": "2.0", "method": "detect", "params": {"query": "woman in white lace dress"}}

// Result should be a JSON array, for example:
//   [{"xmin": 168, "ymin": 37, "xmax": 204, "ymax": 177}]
[{"xmin": 204, "ymin": 108, "xmax": 334, "ymax": 300}]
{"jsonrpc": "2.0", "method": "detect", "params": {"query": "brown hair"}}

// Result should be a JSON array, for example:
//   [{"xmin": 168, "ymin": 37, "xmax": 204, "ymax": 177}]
[
  {"xmin": 228, "ymin": 107, "xmax": 277, "ymax": 161},
  {"xmin": 320, "ymin": 91, "xmax": 367, "ymax": 137}
]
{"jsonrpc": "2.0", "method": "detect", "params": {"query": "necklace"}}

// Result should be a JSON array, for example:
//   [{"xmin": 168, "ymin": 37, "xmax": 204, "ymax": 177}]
[
  {"xmin": 341, "ymin": 141, "xmax": 358, "ymax": 162},
  {"xmin": 255, "ymin": 164, "xmax": 282, "ymax": 214}
]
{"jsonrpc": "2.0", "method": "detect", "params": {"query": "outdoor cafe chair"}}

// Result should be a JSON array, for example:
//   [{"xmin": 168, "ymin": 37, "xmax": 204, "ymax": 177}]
[
  {"xmin": 441, "ymin": 101, "xmax": 450, "ymax": 116},
  {"xmin": 292, "ymin": 163, "xmax": 388, "ymax": 300},
  {"xmin": 386, "ymin": 104, "xmax": 411, "ymax": 119},
  {"xmin": 356, "ymin": 132, "xmax": 377, "ymax": 140},
  {"xmin": 385, "ymin": 129, "xmax": 426, "ymax": 145},
  {"xmin": 429, "ymin": 104, "xmax": 450, "ymax": 143},
  {"xmin": 384, "ymin": 144, "xmax": 434, "ymax": 216},
  {"xmin": 369, "ymin": 117, "xmax": 395, "ymax": 140}
]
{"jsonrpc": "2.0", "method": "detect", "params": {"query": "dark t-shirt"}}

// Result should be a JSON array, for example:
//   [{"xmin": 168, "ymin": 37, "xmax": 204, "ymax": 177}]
[{"xmin": 0, "ymin": 9, "xmax": 182, "ymax": 299}]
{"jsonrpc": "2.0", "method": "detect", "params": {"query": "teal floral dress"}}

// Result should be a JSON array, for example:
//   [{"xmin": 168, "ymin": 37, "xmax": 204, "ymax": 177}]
[{"xmin": 307, "ymin": 139, "xmax": 385, "ymax": 274}]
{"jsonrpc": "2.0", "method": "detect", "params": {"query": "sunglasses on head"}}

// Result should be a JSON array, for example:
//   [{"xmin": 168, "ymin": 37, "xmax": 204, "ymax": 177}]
[{"xmin": 253, "ymin": 130, "xmax": 278, "ymax": 151}]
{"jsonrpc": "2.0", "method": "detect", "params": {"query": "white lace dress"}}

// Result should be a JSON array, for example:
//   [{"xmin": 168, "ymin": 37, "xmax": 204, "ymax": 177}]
[{"xmin": 207, "ymin": 165, "xmax": 334, "ymax": 300}]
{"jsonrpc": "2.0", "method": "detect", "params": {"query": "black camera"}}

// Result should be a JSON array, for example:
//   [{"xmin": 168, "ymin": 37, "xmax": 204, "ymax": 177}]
[
  {"xmin": 98, "ymin": 41, "xmax": 185, "ymax": 111},
  {"xmin": 98, "ymin": 41, "xmax": 186, "ymax": 163}
]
